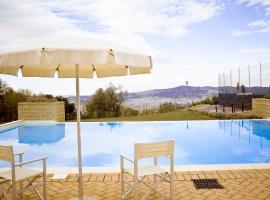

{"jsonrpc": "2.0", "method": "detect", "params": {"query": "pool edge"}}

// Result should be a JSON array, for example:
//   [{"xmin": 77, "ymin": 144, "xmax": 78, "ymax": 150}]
[
  {"xmin": 0, "ymin": 120, "xmax": 24, "ymax": 132},
  {"xmin": 1, "ymin": 163, "xmax": 269, "ymax": 174}
]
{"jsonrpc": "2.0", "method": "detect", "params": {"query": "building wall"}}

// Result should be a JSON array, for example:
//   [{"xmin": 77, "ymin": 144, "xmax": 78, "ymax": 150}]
[
  {"xmin": 18, "ymin": 102, "xmax": 65, "ymax": 121},
  {"xmin": 252, "ymin": 98, "xmax": 270, "ymax": 119}
]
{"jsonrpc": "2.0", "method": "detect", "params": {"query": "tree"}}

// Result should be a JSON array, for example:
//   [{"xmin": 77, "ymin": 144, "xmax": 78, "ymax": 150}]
[
  {"xmin": 0, "ymin": 79, "xmax": 9, "ymax": 121},
  {"xmin": 56, "ymin": 96, "xmax": 76, "ymax": 120},
  {"xmin": 84, "ymin": 84, "xmax": 127, "ymax": 118},
  {"xmin": 2, "ymin": 88, "xmax": 29, "ymax": 121},
  {"xmin": 211, "ymin": 96, "xmax": 218, "ymax": 105},
  {"xmin": 84, "ymin": 88, "xmax": 106, "ymax": 118}
]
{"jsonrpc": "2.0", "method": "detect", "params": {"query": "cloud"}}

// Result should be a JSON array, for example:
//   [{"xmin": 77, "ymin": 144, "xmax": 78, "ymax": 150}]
[
  {"xmin": 238, "ymin": 48, "xmax": 270, "ymax": 61},
  {"xmin": 231, "ymin": 19, "xmax": 270, "ymax": 37},
  {"xmin": 238, "ymin": 0, "xmax": 270, "ymax": 15},
  {"xmin": 239, "ymin": 47, "xmax": 270, "ymax": 54},
  {"xmin": 249, "ymin": 19, "xmax": 269, "ymax": 27},
  {"xmin": 0, "ymin": 0, "xmax": 222, "ymax": 56},
  {"xmin": 231, "ymin": 0, "xmax": 270, "ymax": 37},
  {"xmin": 249, "ymin": 19, "xmax": 270, "ymax": 33},
  {"xmin": 0, "ymin": 0, "xmax": 222, "ymax": 48},
  {"xmin": 39, "ymin": 0, "xmax": 222, "ymax": 38},
  {"xmin": 231, "ymin": 30, "xmax": 250, "ymax": 36}
]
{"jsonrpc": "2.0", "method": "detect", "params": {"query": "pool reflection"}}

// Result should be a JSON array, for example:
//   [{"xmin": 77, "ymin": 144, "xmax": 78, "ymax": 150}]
[
  {"xmin": 218, "ymin": 120, "xmax": 270, "ymax": 149},
  {"xmin": 18, "ymin": 124, "xmax": 65, "ymax": 145},
  {"xmin": 252, "ymin": 121, "xmax": 270, "ymax": 140},
  {"xmin": 98, "ymin": 122, "xmax": 122, "ymax": 131}
]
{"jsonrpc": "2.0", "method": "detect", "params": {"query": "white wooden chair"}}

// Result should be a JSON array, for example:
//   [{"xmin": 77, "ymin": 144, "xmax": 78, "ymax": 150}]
[
  {"xmin": 0, "ymin": 145, "xmax": 47, "ymax": 200},
  {"xmin": 120, "ymin": 140, "xmax": 175, "ymax": 200}
]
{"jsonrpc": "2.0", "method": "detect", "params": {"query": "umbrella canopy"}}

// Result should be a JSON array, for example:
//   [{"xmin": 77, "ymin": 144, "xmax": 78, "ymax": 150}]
[
  {"xmin": 0, "ymin": 37, "xmax": 152, "ymax": 78},
  {"xmin": 0, "ymin": 37, "xmax": 152, "ymax": 200}
]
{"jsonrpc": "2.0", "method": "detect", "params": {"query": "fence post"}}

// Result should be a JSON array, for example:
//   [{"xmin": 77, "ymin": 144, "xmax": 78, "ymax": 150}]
[
  {"xmin": 238, "ymin": 68, "xmax": 241, "ymax": 86},
  {"xmin": 218, "ymin": 74, "xmax": 222, "ymax": 94},
  {"xmin": 230, "ymin": 69, "xmax": 232, "ymax": 87},
  {"xmin": 248, "ymin": 65, "xmax": 251, "ymax": 93},
  {"xmin": 223, "ymin": 72, "xmax": 226, "ymax": 93},
  {"xmin": 260, "ymin": 62, "xmax": 262, "ymax": 87}
]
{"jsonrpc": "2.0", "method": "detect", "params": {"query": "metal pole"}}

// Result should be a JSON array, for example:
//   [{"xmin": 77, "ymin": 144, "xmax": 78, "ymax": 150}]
[
  {"xmin": 218, "ymin": 75, "xmax": 221, "ymax": 93},
  {"xmin": 238, "ymin": 68, "xmax": 240, "ymax": 85},
  {"xmin": 223, "ymin": 72, "xmax": 226, "ymax": 87},
  {"xmin": 76, "ymin": 64, "xmax": 83, "ymax": 199},
  {"xmin": 223, "ymin": 72, "xmax": 226, "ymax": 94},
  {"xmin": 260, "ymin": 62, "xmax": 262, "ymax": 87},
  {"xmin": 248, "ymin": 65, "xmax": 251, "ymax": 93},
  {"xmin": 230, "ymin": 69, "xmax": 232, "ymax": 87}
]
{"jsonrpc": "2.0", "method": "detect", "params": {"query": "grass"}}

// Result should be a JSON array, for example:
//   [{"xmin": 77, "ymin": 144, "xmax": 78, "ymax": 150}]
[
  {"xmin": 201, "ymin": 110, "xmax": 261, "ymax": 119},
  {"xmin": 81, "ymin": 109, "xmax": 215, "ymax": 122}
]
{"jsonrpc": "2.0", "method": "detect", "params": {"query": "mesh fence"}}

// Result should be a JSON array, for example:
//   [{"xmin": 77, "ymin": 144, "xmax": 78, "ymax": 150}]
[{"xmin": 218, "ymin": 63, "xmax": 270, "ymax": 95}]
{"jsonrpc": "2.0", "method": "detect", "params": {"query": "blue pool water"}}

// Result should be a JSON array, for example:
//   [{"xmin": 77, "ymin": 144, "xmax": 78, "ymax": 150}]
[{"xmin": 0, "ymin": 120, "xmax": 269, "ymax": 167}]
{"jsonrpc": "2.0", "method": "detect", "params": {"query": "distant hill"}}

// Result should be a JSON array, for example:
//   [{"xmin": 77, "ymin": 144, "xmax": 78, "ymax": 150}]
[
  {"xmin": 125, "ymin": 86, "xmax": 218, "ymax": 108},
  {"xmin": 67, "ymin": 85, "xmax": 219, "ymax": 109},
  {"xmin": 127, "ymin": 86, "xmax": 218, "ymax": 99}
]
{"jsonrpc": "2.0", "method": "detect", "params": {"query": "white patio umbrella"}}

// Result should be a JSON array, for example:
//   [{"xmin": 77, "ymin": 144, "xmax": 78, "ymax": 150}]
[{"xmin": 0, "ymin": 37, "xmax": 152, "ymax": 200}]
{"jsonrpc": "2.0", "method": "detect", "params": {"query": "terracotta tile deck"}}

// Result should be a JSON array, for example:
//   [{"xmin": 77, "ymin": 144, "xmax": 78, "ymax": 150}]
[{"xmin": 2, "ymin": 169, "xmax": 270, "ymax": 200}]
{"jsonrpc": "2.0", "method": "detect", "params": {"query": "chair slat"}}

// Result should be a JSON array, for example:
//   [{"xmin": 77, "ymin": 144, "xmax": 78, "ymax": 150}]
[
  {"xmin": 135, "ymin": 140, "xmax": 174, "ymax": 160},
  {"xmin": 0, "ymin": 145, "xmax": 14, "ymax": 163}
]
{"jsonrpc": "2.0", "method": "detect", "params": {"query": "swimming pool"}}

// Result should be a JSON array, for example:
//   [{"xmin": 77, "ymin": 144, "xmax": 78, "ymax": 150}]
[{"xmin": 0, "ymin": 120, "xmax": 269, "ymax": 167}]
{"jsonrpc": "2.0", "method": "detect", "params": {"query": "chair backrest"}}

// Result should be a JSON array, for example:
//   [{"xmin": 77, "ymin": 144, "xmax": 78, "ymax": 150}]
[
  {"xmin": 0, "ymin": 145, "xmax": 14, "ymax": 163},
  {"xmin": 134, "ymin": 140, "xmax": 174, "ymax": 160}
]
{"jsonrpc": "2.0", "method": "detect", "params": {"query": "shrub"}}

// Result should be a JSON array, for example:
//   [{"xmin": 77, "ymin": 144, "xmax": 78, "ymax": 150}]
[
  {"xmin": 122, "ymin": 107, "xmax": 138, "ymax": 116},
  {"xmin": 158, "ymin": 102, "xmax": 176, "ymax": 113}
]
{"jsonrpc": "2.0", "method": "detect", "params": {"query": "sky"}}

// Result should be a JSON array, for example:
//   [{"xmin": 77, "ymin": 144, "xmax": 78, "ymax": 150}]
[{"xmin": 0, "ymin": 0, "xmax": 270, "ymax": 95}]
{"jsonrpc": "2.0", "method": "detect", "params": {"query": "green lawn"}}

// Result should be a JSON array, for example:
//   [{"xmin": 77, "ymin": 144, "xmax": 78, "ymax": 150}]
[{"xmin": 81, "ymin": 109, "xmax": 215, "ymax": 122}]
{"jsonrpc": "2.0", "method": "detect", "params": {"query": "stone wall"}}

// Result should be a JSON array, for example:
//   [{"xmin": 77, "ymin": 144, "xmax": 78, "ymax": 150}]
[
  {"xmin": 18, "ymin": 102, "xmax": 65, "ymax": 121},
  {"xmin": 252, "ymin": 98, "xmax": 270, "ymax": 119}
]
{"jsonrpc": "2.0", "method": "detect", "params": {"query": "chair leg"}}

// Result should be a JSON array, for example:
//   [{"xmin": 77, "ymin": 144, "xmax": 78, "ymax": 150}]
[
  {"xmin": 154, "ymin": 157, "xmax": 157, "ymax": 192},
  {"xmin": 120, "ymin": 156, "xmax": 125, "ymax": 199},
  {"xmin": 170, "ymin": 173, "xmax": 173, "ymax": 200},
  {"xmin": 0, "ymin": 185, "xmax": 9, "ymax": 200},
  {"xmin": 19, "ymin": 181, "xmax": 23, "ymax": 198},
  {"xmin": 12, "ymin": 182, "xmax": 16, "ymax": 200},
  {"xmin": 43, "ymin": 173, "xmax": 47, "ymax": 200},
  {"xmin": 120, "ymin": 170, "xmax": 124, "ymax": 199},
  {"xmin": 134, "ymin": 176, "xmax": 138, "ymax": 200},
  {"xmin": 27, "ymin": 178, "xmax": 43, "ymax": 200},
  {"xmin": 154, "ymin": 174, "xmax": 157, "ymax": 191}
]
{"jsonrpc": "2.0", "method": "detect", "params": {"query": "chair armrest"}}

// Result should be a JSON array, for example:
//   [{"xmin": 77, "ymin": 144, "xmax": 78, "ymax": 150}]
[
  {"xmin": 14, "ymin": 152, "xmax": 24, "ymax": 163},
  {"xmin": 15, "ymin": 157, "xmax": 48, "ymax": 167},
  {"xmin": 14, "ymin": 152, "xmax": 24, "ymax": 157},
  {"xmin": 120, "ymin": 155, "xmax": 134, "ymax": 163}
]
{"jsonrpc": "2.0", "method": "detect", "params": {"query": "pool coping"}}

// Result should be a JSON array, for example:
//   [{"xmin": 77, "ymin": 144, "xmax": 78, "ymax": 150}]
[
  {"xmin": 1, "ymin": 118, "xmax": 269, "ymax": 126},
  {"xmin": 0, "ymin": 120, "xmax": 23, "ymax": 132},
  {"xmin": 1, "ymin": 163, "xmax": 269, "ymax": 174}
]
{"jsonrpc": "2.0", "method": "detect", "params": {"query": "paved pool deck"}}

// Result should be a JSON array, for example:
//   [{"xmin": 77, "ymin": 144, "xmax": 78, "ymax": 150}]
[{"xmin": 1, "ymin": 168, "xmax": 269, "ymax": 200}]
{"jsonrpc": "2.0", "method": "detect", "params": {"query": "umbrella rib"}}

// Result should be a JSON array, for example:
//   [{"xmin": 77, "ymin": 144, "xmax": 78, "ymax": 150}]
[
  {"xmin": 108, "ymin": 49, "xmax": 114, "ymax": 56},
  {"xmin": 56, "ymin": 64, "xmax": 60, "ymax": 71},
  {"xmin": 92, "ymin": 64, "xmax": 96, "ymax": 71}
]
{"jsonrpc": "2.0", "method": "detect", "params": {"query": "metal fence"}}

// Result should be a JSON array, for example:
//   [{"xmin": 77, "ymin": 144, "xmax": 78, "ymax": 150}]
[{"xmin": 218, "ymin": 63, "xmax": 270, "ymax": 95}]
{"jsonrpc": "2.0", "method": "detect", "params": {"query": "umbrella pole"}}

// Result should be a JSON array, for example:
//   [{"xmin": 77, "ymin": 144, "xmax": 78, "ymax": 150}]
[{"xmin": 76, "ymin": 64, "xmax": 84, "ymax": 199}]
